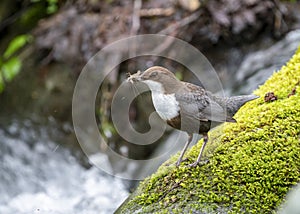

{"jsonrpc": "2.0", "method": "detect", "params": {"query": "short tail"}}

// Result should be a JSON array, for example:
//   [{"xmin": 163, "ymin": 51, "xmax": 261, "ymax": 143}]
[{"xmin": 227, "ymin": 94, "xmax": 259, "ymax": 116}]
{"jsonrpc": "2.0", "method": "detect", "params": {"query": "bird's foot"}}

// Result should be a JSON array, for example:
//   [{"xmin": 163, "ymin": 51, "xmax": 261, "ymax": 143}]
[
  {"xmin": 188, "ymin": 162, "xmax": 199, "ymax": 167},
  {"xmin": 189, "ymin": 159, "xmax": 209, "ymax": 167},
  {"xmin": 175, "ymin": 158, "xmax": 188, "ymax": 167}
]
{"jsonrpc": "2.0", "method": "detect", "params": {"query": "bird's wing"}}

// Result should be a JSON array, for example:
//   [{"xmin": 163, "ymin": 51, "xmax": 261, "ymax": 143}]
[{"xmin": 176, "ymin": 83, "xmax": 234, "ymax": 122}]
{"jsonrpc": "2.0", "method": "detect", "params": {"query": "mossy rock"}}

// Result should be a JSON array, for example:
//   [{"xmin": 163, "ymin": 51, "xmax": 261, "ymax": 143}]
[{"xmin": 116, "ymin": 47, "xmax": 300, "ymax": 214}]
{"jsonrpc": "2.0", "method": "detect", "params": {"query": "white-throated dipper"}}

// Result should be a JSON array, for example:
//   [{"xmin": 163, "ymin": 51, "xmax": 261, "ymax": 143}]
[{"xmin": 127, "ymin": 66, "xmax": 259, "ymax": 167}]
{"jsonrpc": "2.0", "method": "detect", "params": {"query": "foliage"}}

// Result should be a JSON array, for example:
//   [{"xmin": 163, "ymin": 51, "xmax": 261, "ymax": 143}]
[
  {"xmin": 0, "ymin": 34, "xmax": 32, "ymax": 93},
  {"xmin": 118, "ymin": 47, "xmax": 300, "ymax": 213},
  {"xmin": 30, "ymin": 0, "xmax": 59, "ymax": 14}
]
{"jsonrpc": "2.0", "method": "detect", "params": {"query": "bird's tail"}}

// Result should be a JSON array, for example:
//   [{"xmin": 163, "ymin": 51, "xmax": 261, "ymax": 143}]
[{"xmin": 227, "ymin": 94, "xmax": 259, "ymax": 116}]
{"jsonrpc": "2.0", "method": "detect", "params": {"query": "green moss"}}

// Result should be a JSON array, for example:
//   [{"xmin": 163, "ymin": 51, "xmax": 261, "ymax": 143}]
[{"xmin": 117, "ymin": 47, "xmax": 300, "ymax": 213}]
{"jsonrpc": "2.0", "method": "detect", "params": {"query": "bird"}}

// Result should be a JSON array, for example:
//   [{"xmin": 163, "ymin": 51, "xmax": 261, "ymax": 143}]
[{"xmin": 127, "ymin": 66, "xmax": 259, "ymax": 167}]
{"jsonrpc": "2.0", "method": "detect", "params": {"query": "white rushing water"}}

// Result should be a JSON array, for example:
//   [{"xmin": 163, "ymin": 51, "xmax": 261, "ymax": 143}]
[{"xmin": 0, "ymin": 119, "xmax": 128, "ymax": 214}]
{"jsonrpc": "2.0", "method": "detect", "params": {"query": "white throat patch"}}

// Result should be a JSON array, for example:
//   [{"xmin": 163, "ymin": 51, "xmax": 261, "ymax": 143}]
[{"xmin": 143, "ymin": 80, "xmax": 180, "ymax": 121}]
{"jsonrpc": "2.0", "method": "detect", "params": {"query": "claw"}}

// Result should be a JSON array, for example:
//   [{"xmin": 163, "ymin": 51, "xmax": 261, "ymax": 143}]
[{"xmin": 189, "ymin": 162, "xmax": 199, "ymax": 167}]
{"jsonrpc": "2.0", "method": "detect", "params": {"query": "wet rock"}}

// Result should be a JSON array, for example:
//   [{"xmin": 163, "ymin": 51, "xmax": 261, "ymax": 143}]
[{"xmin": 234, "ymin": 30, "xmax": 300, "ymax": 94}]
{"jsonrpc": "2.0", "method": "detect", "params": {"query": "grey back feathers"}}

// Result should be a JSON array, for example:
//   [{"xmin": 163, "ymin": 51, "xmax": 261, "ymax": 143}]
[{"xmin": 176, "ymin": 82, "xmax": 258, "ymax": 124}]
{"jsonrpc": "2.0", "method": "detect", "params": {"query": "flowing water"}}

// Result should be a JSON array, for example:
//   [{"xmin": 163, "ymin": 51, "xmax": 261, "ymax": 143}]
[{"xmin": 0, "ymin": 118, "xmax": 128, "ymax": 214}]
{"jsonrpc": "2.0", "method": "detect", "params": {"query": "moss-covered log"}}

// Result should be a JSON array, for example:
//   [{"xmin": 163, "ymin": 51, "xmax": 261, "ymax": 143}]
[{"xmin": 116, "ymin": 47, "xmax": 300, "ymax": 213}]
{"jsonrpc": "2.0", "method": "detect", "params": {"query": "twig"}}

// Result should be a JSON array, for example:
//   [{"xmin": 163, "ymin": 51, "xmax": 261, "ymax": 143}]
[
  {"xmin": 129, "ymin": 0, "xmax": 142, "ymax": 58},
  {"xmin": 140, "ymin": 8, "xmax": 175, "ymax": 17},
  {"xmin": 152, "ymin": 34, "xmax": 177, "ymax": 56},
  {"xmin": 151, "ymin": 11, "xmax": 202, "ymax": 55},
  {"xmin": 158, "ymin": 10, "xmax": 202, "ymax": 35},
  {"xmin": 130, "ymin": 0, "xmax": 142, "ymax": 36}
]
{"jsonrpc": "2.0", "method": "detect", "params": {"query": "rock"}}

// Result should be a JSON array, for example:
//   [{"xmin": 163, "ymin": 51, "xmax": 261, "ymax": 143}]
[
  {"xmin": 278, "ymin": 183, "xmax": 300, "ymax": 214},
  {"xmin": 234, "ymin": 29, "xmax": 300, "ymax": 94},
  {"xmin": 115, "ymin": 47, "xmax": 300, "ymax": 213}
]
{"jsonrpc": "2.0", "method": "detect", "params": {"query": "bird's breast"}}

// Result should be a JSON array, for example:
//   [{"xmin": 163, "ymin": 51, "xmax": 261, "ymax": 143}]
[{"xmin": 151, "ymin": 92, "xmax": 180, "ymax": 121}]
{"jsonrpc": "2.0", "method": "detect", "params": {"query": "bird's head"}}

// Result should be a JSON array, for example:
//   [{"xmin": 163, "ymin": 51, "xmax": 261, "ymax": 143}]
[{"xmin": 127, "ymin": 66, "xmax": 181, "ymax": 94}]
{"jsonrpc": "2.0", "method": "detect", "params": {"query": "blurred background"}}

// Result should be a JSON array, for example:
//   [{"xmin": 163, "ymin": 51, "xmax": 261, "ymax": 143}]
[{"xmin": 0, "ymin": 0, "xmax": 300, "ymax": 213}]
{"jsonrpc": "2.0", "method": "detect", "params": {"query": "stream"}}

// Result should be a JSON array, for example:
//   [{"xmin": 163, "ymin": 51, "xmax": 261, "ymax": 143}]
[{"xmin": 0, "ymin": 117, "xmax": 128, "ymax": 214}]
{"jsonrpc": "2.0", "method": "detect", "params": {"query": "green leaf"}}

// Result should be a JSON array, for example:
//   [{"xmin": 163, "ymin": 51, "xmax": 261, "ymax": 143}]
[
  {"xmin": 2, "ymin": 57, "xmax": 22, "ymax": 82},
  {"xmin": 47, "ymin": 0, "xmax": 58, "ymax": 14},
  {"xmin": 47, "ymin": 4, "xmax": 58, "ymax": 14},
  {"xmin": 3, "ymin": 35, "xmax": 31, "ymax": 59},
  {"xmin": 0, "ymin": 74, "xmax": 4, "ymax": 93}
]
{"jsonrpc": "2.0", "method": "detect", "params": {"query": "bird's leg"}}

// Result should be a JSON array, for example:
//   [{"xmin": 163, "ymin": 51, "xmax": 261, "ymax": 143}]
[
  {"xmin": 176, "ymin": 134, "xmax": 193, "ymax": 167},
  {"xmin": 189, "ymin": 133, "xmax": 208, "ymax": 167}
]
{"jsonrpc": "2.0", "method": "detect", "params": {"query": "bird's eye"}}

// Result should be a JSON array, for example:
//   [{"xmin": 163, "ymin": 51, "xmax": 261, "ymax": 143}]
[{"xmin": 150, "ymin": 71, "xmax": 158, "ymax": 78}]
